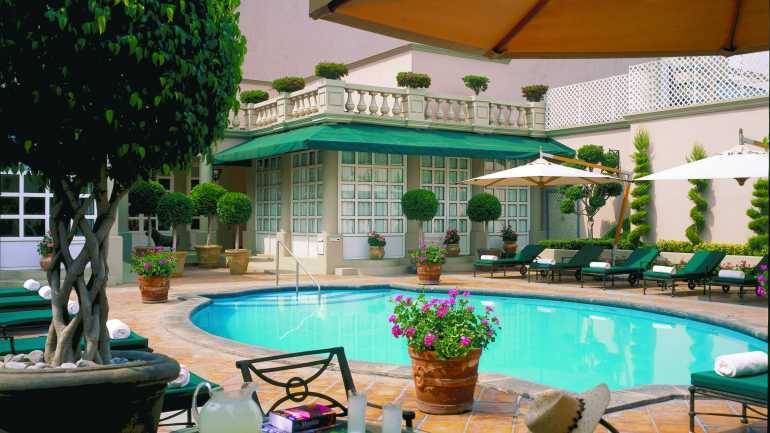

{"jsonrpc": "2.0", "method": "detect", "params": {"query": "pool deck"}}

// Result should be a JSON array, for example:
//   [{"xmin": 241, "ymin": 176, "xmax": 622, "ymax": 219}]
[{"xmin": 100, "ymin": 268, "xmax": 767, "ymax": 433}]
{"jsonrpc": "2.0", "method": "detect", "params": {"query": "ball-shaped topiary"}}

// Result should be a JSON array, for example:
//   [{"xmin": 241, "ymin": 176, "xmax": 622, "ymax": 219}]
[
  {"xmin": 190, "ymin": 182, "xmax": 227, "ymax": 245},
  {"xmin": 217, "ymin": 192, "xmax": 252, "ymax": 249},
  {"xmin": 272, "ymin": 76, "xmax": 306, "ymax": 93},
  {"xmin": 240, "ymin": 89, "xmax": 269, "ymax": 104},
  {"xmin": 396, "ymin": 72, "xmax": 431, "ymax": 89},
  {"xmin": 315, "ymin": 62, "xmax": 349, "ymax": 80},
  {"xmin": 129, "ymin": 180, "xmax": 166, "ymax": 216},
  {"xmin": 402, "ymin": 189, "xmax": 438, "ymax": 242},
  {"xmin": 467, "ymin": 193, "xmax": 502, "ymax": 225},
  {"xmin": 157, "ymin": 192, "xmax": 194, "ymax": 250}
]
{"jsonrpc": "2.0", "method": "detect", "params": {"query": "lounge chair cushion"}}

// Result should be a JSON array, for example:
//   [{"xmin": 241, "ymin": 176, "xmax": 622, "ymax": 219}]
[
  {"xmin": 710, "ymin": 276, "xmax": 758, "ymax": 286},
  {"xmin": 0, "ymin": 331, "xmax": 149, "ymax": 356},
  {"xmin": 581, "ymin": 265, "xmax": 640, "ymax": 275},
  {"xmin": 691, "ymin": 370, "xmax": 768, "ymax": 403},
  {"xmin": 0, "ymin": 309, "xmax": 53, "ymax": 328},
  {"xmin": 163, "ymin": 372, "xmax": 219, "ymax": 412},
  {"xmin": 475, "ymin": 257, "xmax": 523, "ymax": 266},
  {"xmin": 642, "ymin": 271, "xmax": 700, "ymax": 280},
  {"xmin": 0, "ymin": 288, "xmax": 31, "ymax": 298},
  {"xmin": 0, "ymin": 295, "xmax": 51, "ymax": 311}
]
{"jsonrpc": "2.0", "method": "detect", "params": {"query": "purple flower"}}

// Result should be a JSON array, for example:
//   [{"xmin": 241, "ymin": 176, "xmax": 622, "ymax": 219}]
[
  {"xmin": 447, "ymin": 297, "xmax": 456, "ymax": 306},
  {"xmin": 466, "ymin": 306, "xmax": 475, "ymax": 312},
  {"xmin": 485, "ymin": 305, "xmax": 494, "ymax": 313},
  {"xmin": 159, "ymin": 259, "xmax": 167, "ymax": 265},
  {"xmin": 761, "ymin": 264, "xmax": 768, "ymax": 271},
  {"xmin": 405, "ymin": 327, "xmax": 416, "ymax": 337},
  {"xmin": 448, "ymin": 289, "xmax": 459, "ymax": 297},
  {"xmin": 462, "ymin": 291, "xmax": 471, "ymax": 297},
  {"xmin": 421, "ymin": 304, "xmax": 431, "ymax": 313},
  {"xmin": 481, "ymin": 319, "xmax": 489, "ymax": 326},
  {"xmin": 388, "ymin": 314, "xmax": 397, "ymax": 323},
  {"xmin": 459, "ymin": 336, "xmax": 471, "ymax": 346},
  {"xmin": 429, "ymin": 298, "xmax": 440, "ymax": 305},
  {"xmin": 436, "ymin": 305, "xmax": 448, "ymax": 318},
  {"xmin": 487, "ymin": 329, "xmax": 494, "ymax": 337},
  {"xmin": 394, "ymin": 294, "xmax": 403, "ymax": 302},
  {"xmin": 758, "ymin": 274, "xmax": 766, "ymax": 283},
  {"xmin": 405, "ymin": 297, "xmax": 413, "ymax": 305},
  {"xmin": 424, "ymin": 332, "xmax": 436, "ymax": 347},
  {"xmin": 757, "ymin": 286, "xmax": 767, "ymax": 297},
  {"xmin": 143, "ymin": 262, "xmax": 152, "ymax": 270},
  {"xmin": 492, "ymin": 317, "xmax": 500, "ymax": 325},
  {"xmin": 391, "ymin": 325, "xmax": 403, "ymax": 338}
]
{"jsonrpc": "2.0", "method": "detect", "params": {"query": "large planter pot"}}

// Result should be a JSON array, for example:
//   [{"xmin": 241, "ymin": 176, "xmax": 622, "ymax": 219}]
[
  {"xmin": 172, "ymin": 251, "xmax": 188, "ymax": 277},
  {"xmin": 503, "ymin": 241, "xmax": 518, "ymax": 255},
  {"xmin": 0, "ymin": 350, "xmax": 179, "ymax": 433},
  {"xmin": 196, "ymin": 245, "xmax": 222, "ymax": 268},
  {"xmin": 137, "ymin": 275, "xmax": 170, "ymax": 303},
  {"xmin": 408, "ymin": 347, "xmax": 481, "ymax": 414},
  {"xmin": 225, "ymin": 249, "xmax": 250, "ymax": 274},
  {"xmin": 39, "ymin": 254, "xmax": 53, "ymax": 271},
  {"xmin": 416, "ymin": 263, "xmax": 442, "ymax": 285},
  {"xmin": 445, "ymin": 243, "xmax": 460, "ymax": 257},
  {"xmin": 369, "ymin": 246, "xmax": 385, "ymax": 260}
]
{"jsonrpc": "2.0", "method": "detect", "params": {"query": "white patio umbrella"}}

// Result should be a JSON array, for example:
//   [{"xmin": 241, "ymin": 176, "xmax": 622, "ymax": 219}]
[{"xmin": 464, "ymin": 157, "xmax": 623, "ymax": 187}]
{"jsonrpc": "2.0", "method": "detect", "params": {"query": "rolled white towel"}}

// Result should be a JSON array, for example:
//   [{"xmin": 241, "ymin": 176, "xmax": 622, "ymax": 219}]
[
  {"xmin": 168, "ymin": 365, "xmax": 190, "ymax": 388},
  {"xmin": 534, "ymin": 258, "xmax": 555, "ymax": 265},
  {"xmin": 652, "ymin": 265, "xmax": 676, "ymax": 274},
  {"xmin": 718, "ymin": 269, "xmax": 746, "ymax": 279},
  {"xmin": 67, "ymin": 300, "xmax": 79, "ymax": 315},
  {"xmin": 480, "ymin": 255, "xmax": 498, "ymax": 261},
  {"xmin": 106, "ymin": 319, "xmax": 131, "ymax": 340},
  {"xmin": 38, "ymin": 286, "xmax": 52, "ymax": 300},
  {"xmin": 589, "ymin": 261, "xmax": 611, "ymax": 269},
  {"xmin": 23, "ymin": 279, "xmax": 40, "ymax": 291},
  {"xmin": 715, "ymin": 351, "xmax": 768, "ymax": 377}
]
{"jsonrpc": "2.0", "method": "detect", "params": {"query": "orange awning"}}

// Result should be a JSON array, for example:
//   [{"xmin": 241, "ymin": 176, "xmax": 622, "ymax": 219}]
[{"xmin": 310, "ymin": 0, "xmax": 769, "ymax": 58}]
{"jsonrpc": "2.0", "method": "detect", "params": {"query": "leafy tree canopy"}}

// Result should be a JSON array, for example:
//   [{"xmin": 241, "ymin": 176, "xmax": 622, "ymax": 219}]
[
  {"xmin": 467, "ymin": 192, "xmax": 501, "ymax": 223},
  {"xmin": 128, "ymin": 180, "xmax": 166, "ymax": 216},
  {"xmin": 190, "ymin": 182, "xmax": 228, "ymax": 217},
  {"xmin": 217, "ymin": 191, "xmax": 251, "ymax": 226},
  {"xmin": 157, "ymin": 191, "xmax": 195, "ymax": 227},
  {"xmin": 401, "ymin": 189, "xmax": 439, "ymax": 222}
]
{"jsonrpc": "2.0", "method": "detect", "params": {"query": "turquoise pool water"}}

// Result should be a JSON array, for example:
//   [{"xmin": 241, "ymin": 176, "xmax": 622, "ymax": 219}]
[{"xmin": 191, "ymin": 286, "xmax": 767, "ymax": 392}]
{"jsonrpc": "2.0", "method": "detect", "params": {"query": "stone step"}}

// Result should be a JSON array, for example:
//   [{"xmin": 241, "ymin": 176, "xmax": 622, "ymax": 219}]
[
  {"xmin": 249, "ymin": 255, "xmax": 274, "ymax": 263},
  {"xmin": 357, "ymin": 265, "xmax": 411, "ymax": 277},
  {"xmin": 441, "ymin": 255, "xmax": 475, "ymax": 272},
  {"xmin": 352, "ymin": 259, "xmax": 406, "ymax": 268},
  {"xmin": 263, "ymin": 269, "xmax": 297, "ymax": 275},
  {"xmin": 334, "ymin": 268, "xmax": 358, "ymax": 276}
]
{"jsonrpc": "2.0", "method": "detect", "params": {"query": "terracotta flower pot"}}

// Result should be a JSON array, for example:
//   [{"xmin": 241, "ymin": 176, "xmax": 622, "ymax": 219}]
[
  {"xmin": 172, "ymin": 251, "xmax": 188, "ymax": 277},
  {"xmin": 195, "ymin": 245, "xmax": 222, "ymax": 268},
  {"xmin": 416, "ymin": 263, "xmax": 442, "ymax": 285},
  {"xmin": 225, "ymin": 249, "xmax": 250, "ymax": 274},
  {"xmin": 445, "ymin": 243, "xmax": 460, "ymax": 257},
  {"xmin": 503, "ymin": 241, "xmax": 518, "ymax": 255},
  {"xmin": 39, "ymin": 254, "xmax": 53, "ymax": 271},
  {"xmin": 408, "ymin": 347, "xmax": 481, "ymax": 414},
  {"xmin": 369, "ymin": 246, "xmax": 385, "ymax": 260},
  {"xmin": 137, "ymin": 275, "xmax": 170, "ymax": 304}
]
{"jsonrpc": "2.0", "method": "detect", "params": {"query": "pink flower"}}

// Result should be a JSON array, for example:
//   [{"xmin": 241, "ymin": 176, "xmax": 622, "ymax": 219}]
[
  {"xmin": 448, "ymin": 289, "xmax": 459, "ymax": 297},
  {"xmin": 405, "ymin": 297, "xmax": 413, "ymax": 305},
  {"xmin": 758, "ymin": 274, "xmax": 766, "ymax": 283},
  {"xmin": 421, "ymin": 304, "xmax": 431, "ymax": 313},
  {"xmin": 429, "ymin": 298, "xmax": 440, "ymax": 305},
  {"xmin": 462, "ymin": 291, "xmax": 471, "ymax": 297},
  {"xmin": 459, "ymin": 336, "xmax": 471, "ymax": 346},
  {"xmin": 436, "ymin": 305, "xmax": 448, "ymax": 318},
  {"xmin": 492, "ymin": 317, "xmax": 500, "ymax": 325},
  {"xmin": 757, "ymin": 286, "xmax": 767, "ymax": 297},
  {"xmin": 424, "ymin": 332, "xmax": 436, "ymax": 347},
  {"xmin": 466, "ymin": 306, "xmax": 475, "ymax": 312},
  {"xmin": 47, "ymin": 243, "xmax": 54, "ymax": 248},
  {"xmin": 405, "ymin": 327, "xmax": 416, "ymax": 337},
  {"xmin": 391, "ymin": 325, "xmax": 403, "ymax": 338},
  {"xmin": 487, "ymin": 329, "xmax": 494, "ymax": 337},
  {"xmin": 143, "ymin": 262, "xmax": 152, "ymax": 270},
  {"xmin": 447, "ymin": 297, "xmax": 456, "ymax": 306},
  {"xmin": 394, "ymin": 294, "xmax": 403, "ymax": 302},
  {"xmin": 388, "ymin": 314, "xmax": 397, "ymax": 323},
  {"xmin": 481, "ymin": 319, "xmax": 489, "ymax": 326},
  {"xmin": 485, "ymin": 305, "xmax": 494, "ymax": 313}
]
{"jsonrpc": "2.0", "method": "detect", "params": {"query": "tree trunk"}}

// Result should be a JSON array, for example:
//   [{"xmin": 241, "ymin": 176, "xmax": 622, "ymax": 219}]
[
  {"xmin": 235, "ymin": 225, "xmax": 240, "ymax": 250},
  {"xmin": 43, "ymin": 166, "xmax": 127, "ymax": 366},
  {"xmin": 171, "ymin": 226, "xmax": 177, "ymax": 251},
  {"xmin": 587, "ymin": 217, "xmax": 595, "ymax": 240},
  {"xmin": 206, "ymin": 215, "xmax": 213, "ymax": 245}
]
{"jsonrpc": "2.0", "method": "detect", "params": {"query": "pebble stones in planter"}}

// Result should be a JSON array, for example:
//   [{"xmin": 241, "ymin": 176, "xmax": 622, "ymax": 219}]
[{"xmin": 0, "ymin": 352, "xmax": 135, "ymax": 370}]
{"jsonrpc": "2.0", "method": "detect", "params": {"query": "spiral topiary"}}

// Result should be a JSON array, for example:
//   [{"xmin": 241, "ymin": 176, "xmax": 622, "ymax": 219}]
[
  {"xmin": 467, "ymin": 192, "xmax": 501, "ymax": 229},
  {"xmin": 747, "ymin": 178, "xmax": 769, "ymax": 252},
  {"xmin": 627, "ymin": 129, "xmax": 652, "ymax": 247},
  {"xmin": 685, "ymin": 144, "xmax": 709, "ymax": 244}
]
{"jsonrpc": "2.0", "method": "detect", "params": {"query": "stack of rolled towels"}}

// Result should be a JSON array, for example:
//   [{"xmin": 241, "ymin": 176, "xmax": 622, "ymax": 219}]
[
  {"xmin": 480, "ymin": 255, "xmax": 498, "ymax": 261},
  {"xmin": 652, "ymin": 265, "xmax": 676, "ymax": 274},
  {"xmin": 23, "ymin": 279, "xmax": 40, "ymax": 291},
  {"xmin": 168, "ymin": 364, "xmax": 190, "ymax": 388},
  {"xmin": 38, "ymin": 285, "xmax": 52, "ymax": 300},
  {"xmin": 106, "ymin": 319, "xmax": 131, "ymax": 340},
  {"xmin": 714, "ymin": 351, "xmax": 768, "ymax": 377},
  {"xmin": 717, "ymin": 269, "xmax": 746, "ymax": 279},
  {"xmin": 589, "ymin": 261, "xmax": 611, "ymax": 269}
]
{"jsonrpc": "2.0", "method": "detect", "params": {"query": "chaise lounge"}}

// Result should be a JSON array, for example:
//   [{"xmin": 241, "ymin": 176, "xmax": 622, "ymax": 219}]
[
  {"xmin": 527, "ymin": 244, "xmax": 605, "ymax": 283},
  {"xmin": 641, "ymin": 251, "xmax": 726, "ymax": 297},
  {"xmin": 581, "ymin": 247, "xmax": 660, "ymax": 289},
  {"xmin": 0, "ymin": 288, "xmax": 34, "ymax": 298},
  {"xmin": 706, "ymin": 254, "xmax": 768, "ymax": 301},
  {"xmin": 0, "ymin": 294, "xmax": 51, "ymax": 312},
  {"xmin": 474, "ymin": 244, "xmax": 546, "ymax": 278},
  {"xmin": 689, "ymin": 370, "xmax": 768, "ymax": 433}
]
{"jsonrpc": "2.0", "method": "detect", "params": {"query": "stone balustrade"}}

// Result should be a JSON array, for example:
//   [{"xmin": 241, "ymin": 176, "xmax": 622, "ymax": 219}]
[{"xmin": 228, "ymin": 79, "xmax": 545, "ymax": 135}]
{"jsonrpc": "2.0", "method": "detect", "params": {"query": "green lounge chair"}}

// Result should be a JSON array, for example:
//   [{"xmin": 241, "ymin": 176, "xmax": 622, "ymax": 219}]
[
  {"xmin": 0, "ymin": 288, "xmax": 33, "ymax": 298},
  {"xmin": 527, "ymin": 244, "xmax": 605, "ymax": 282},
  {"xmin": 0, "ymin": 294, "xmax": 50, "ymax": 312},
  {"xmin": 642, "ymin": 251, "xmax": 726, "ymax": 297},
  {"xmin": 580, "ymin": 247, "xmax": 660, "ymax": 289},
  {"xmin": 0, "ymin": 331, "xmax": 150, "ymax": 356},
  {"xmin": 160, "ymin": 372, "xmax": 220, "ymax": 427},
  {"xmin": 689, "ymin": 370, "xmax": 768, "ymax": 431},
  {"xmin": 706, "ymin": 255, "xmax": 768, "ymax": 301},
  {"xmin": 0, "ymin": 309, "xmax": 53, "ymax": 353},
  {"xmin": 473, "ymin": 244, "xmax": 546, "ymax": 278}
]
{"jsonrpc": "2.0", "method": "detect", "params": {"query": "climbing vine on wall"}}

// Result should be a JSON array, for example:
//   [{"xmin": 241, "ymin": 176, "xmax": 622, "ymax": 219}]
[
  {"xmin": 627, "ymin": 129, "xmax": 652, "ymax": 246},
  {"xmin": 685, "ymin": 144, "xmax": 709, "ymax": 244}
]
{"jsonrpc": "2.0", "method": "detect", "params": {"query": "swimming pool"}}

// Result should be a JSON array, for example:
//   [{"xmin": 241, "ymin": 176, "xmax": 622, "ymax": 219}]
[{"xmin": 191, "ymin": 286, "xmax": 767, "ymax": 392}]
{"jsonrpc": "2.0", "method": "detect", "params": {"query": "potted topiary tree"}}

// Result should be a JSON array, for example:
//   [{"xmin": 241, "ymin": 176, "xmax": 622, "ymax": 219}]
[
  {"xmin": 190, "ymin": 182, "xmax": 227, "ymax": 268},
  {"xmin": 157, "ymin": 192, "xmax": 195, "ymax": 277},
  {"xmin": 401, "ymin": 189, "xmax": 439, "ymax": 244},
  {"xmin": 462, "ymin": 75, "xmax": 490, "ymax": 96},
  {"xmin": 467, "ymin": 192, "xmax": 502, "ymax": 244},
  {"xmin": 0, "ymin": 0, "xmax": 245, "ymax": 431},
  {"xmin": 272, "ymin": 76, "xmax": 306, "ymax": 93},
  {"xmin": 240, "ymin": 89, "xmax": 270, "ymax": 105},
  {"xmin": 396, "ymin": 72, "xmax": 431, "ymax": 89},
  {"xmin": 217, "ymin": 191, "xmax": 252, "ymax": 274},
  {"xmin": 128, "ymin": 179, "xmax": 166, "ymax": 254},
  {"xmin": 315, "ymin": 62, "xmax": 349, "ymax": 80}
]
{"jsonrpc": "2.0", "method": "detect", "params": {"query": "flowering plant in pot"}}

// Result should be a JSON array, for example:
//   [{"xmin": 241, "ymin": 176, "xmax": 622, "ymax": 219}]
[
  {"xmin": 217, "ymin": 191, "xmax": 252, "ymax": 274},
  {"xmin": 410, "ymin": 243, "xmax": 447, "ymax": 284},
  {"xmin": 368, "ymin": 231, "xmax": 386, "ymax": 259},
  {"xmin": 157, "ymin": 192, "xmax": 195, "ymax": 277},
  {"xmin": 443, "ymin": 229, "xmax": 460, "ymax": 257},
  {"xmin": 389, "ymin": 290, "xmax": 501, "ymax": 414},
  {"xmin": 131, "ymin": 247, "xmax": 176, "ymax": 303},
  {"xmin": 501, "ymin": 225, "xmax": 518, "ymax": 255},
  {"xmin": 37, "ymin": 231, "xmax": 55, "ymax": 270},
  {"xmin": 191, "ymin": 182, "xmax": 228, "ymax": 268}
]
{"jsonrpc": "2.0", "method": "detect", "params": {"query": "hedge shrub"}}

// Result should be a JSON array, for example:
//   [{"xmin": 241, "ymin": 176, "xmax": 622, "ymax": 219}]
[
  {"xmin": 315, "ymin": 62, "xmax": 348, "ymax": 80},
  {"xmin": 521, "ymin": 84, "xmax": 549, "ymax": 102},
  {"xmin": 685, "ymin": 144, "xmax": 709, "ymax": 244},
  {"xmin": 467, "ymin": 193, "xmax": 501, "ymax": 225},
  {"xmin": 538, "ymin": 238, "xmax": 764, "ymax": 256},
  {"xmin": 462, "ymin": 75, "xmax": 490, "ymax": 96},
  {"xmin": 396, "ymin": 72, "xmax": 431, "ymax": 89},
  {"xmin": 272, "ymin": 76, "xmax": 305, "ymax": 93},
  {"xmin": 240, "ymin": 90, "xmax": 269, "ymax": 104}
]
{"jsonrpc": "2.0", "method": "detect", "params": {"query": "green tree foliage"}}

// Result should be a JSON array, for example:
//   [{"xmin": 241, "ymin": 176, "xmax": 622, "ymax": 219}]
[
  {"xmin": 271, "ymin": 76, "xmax": 305, "ymax": 93},
  {"xmin": 627, "ymin": 129, "xmax": 652, "ymax": 246},
  {"xmin": 217, "ymin": 192, "xmax": 251, "ymax": 249},
  {"xmin": 315, "ymin": 62, "xmax": 349, "ymax": 80},
  {"xmin": 467, "ymin": 192, "xmax": 501, "ymax": 230},
  {"xmin": 129, "ymin": 180, "xmax": 166, "ymax": 245},
  {"xmin": 240, "ymin": 90, "xmax": 269, "ymax": 104},
  {"xmin": 558, "ymin": 145, "xmax": 623, "ymax": 239},
  {"xmin": 157, "ymin": 192, "xmax": 194, "ymax": 250},
  {"xmin": 521, "ymin": 84, "xmax": 549, "ymax": 102},
  {"xmin": 396, "ymin": 72, "xmax": 431, "ymax": 89},
  {"xmin": 401, "ymin": 189, "xmax": 439, "ymax": 242},
  {"xmin": 190, "ymin": 182, "xmax": 227, "ymax": 245},
  {"xmin": 462, "ymin": 75, "xmax": 490, "ymax": 95},
  {"xmin": 747, "ymin": 178, "xmax": 769, "ymax": 252},
  {"xmin": 0, "ymin": 0, "xmax": 245, "ymax": 365},
  {"xmin": 685, "ymin": 144, "xmax": 709, "ymax": 244}
]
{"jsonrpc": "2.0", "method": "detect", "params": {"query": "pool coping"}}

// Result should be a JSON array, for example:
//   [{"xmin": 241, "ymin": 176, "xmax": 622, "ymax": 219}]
[{"xmin": 163, "ymin": 281, "xmax": 768, "ymax": 413}]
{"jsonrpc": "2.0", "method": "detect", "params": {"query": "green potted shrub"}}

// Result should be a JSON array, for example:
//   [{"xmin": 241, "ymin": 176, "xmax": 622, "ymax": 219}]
[
  {"xmin": 462, "ymin": 75, "xmax": 490, "ymax": 96},
  {"xmin": 217, "ymin": 192, "xmax": 252, "ymax": 274},
  {"xmin": 128, "ymin": 180, "xmax": 166, "ymax": 254},
  {"xmin": 190, "ymin": 182, "xmax": 228, "ymax": 268},
  {"xmin": 240, "ymin": 89, "xmax": 270, "ymax": 105},
  {"xmin": 315, "ymin": 62, "xmax": 349, "ymax": 80},
  {"xmin": 131, "ymin": 247, "xmax": 176, "ymax": 303},
  {"xmin": 37, "ymin": 231, "xmax": 55, "ymax": 271},
  {"xmin": 368, "ymin": 231, "xmax": 386, "ymax": 259},
  {"xmin": 271, "ymin": 76, "xmax": 306, "ymax": 93},
  {"xmin": 501, "ymin": 224, "xmax": 518, "ymax": 254},
  {"xmin": 157, "ymin": 192, "xmax": 195, "ymax": 277},
  {"xmin": 521, "ymin": 84, "xmax": 549, "ymax": 102},
  {"xmin": 467, "ymin": 192, "xmax": 502, "ymax": 240},
  {"xmin": 396, "ymin": 72, "xmax": 431, "ymax": 89},
  {"xmin": 443, "ymin": 229, "xmax": 461, "ymax": 257}
]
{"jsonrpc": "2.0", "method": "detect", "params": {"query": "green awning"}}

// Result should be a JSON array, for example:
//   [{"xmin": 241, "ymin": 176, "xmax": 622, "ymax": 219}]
[{"xmin": 214, "ymin": 124, "xmax": 573, "ymax": 164}]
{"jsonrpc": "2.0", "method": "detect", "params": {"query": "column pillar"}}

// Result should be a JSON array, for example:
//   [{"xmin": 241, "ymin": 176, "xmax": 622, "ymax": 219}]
[
  {"xmin": 404, "ymin": 155, "xmax": 421, "ymax": 253},
  {"xmin": 277, "ymin": 154, "xmax": 293, "ymax": 258},
  {"xmin": 469, "ymin": 159, "xmax": 487, "ymax": 255},
  {"xmin": 108, "ymin": 180, "xmax": 125, "ymax": 285},
  {"xmin": 243, "ymin": 159, "xmax": 257, "ymax": 253},
  {"xmin": 321, "ymin": 150, "xmax": 340, "ymax": 274}
]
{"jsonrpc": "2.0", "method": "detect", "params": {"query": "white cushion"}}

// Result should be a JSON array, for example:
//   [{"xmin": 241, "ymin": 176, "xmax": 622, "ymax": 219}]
[
  {"xmin": 718, "ymin": 269, "xmax": 746, "ymax": 279},
  {"xmin": 480, "ymin": 255, "xmax": 498, "ymax": 261},
  {"xmin": 534, "ymin": 258, "xmax": 556, "ymax": 265},
  {"xmin": 652, "ymin": 265, "xmax": 676, "ymax": 274},
  {"xmin": 589, "ymin": 261, "xmax": 611, "ymax": 269}
]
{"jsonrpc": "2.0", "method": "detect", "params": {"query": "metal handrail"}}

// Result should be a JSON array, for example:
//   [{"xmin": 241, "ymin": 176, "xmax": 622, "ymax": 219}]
[{"xmin": 275, "ymin": 240, "xmax": 321, "ymax": 297}]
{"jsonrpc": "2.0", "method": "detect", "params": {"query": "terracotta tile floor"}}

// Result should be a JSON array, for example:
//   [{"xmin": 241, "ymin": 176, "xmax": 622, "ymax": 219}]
[{"xmin": 102, "ymin": 267, "xmax": 767, "ymax": 433}]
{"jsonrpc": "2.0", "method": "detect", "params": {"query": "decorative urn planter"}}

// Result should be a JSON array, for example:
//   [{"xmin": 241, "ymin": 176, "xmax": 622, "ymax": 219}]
[
  {"xmin": 39, "ymin": 254, "xmax": 53, "ymax": 271},
  {"xmin": 224, "ymin": 249, "xmax": 250, "ymax": 274},
  {"xmin": 196, "ymin": 245, "xmax": 222, "ymax": 268},
  {"xmin": 416, "ymin": 263, "xmax": 442, "ymax": 285},
  {"xmin": 369, "ymin": 246, "xmax": 385, "ymax": 260},
  {"xmin": 172, "ymin": 251, "xmax": 188, "ymax": 277},
  {"xmin": 0, "ymin": 350, "xmax": 179, "ymax": 433},
  {"xmin": 408, "ymin": 347, "xmax": 481, "ymax": 414},
  {"xmin": 137, "ymin": 275, "xmax": 170, "ymax": 303},
  {"xmin": 445, "ymin": 243, "xmax": 460, "ymax": 257},
  {"xmin": 503, "ymin": 241, "xmax": 518, "ymax": 255}
]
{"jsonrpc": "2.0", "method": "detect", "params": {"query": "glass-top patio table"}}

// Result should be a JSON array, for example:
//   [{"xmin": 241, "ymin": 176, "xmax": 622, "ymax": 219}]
[{"xmin": 171, "ymin": 422, "xmax": 426, "ymax": 433}]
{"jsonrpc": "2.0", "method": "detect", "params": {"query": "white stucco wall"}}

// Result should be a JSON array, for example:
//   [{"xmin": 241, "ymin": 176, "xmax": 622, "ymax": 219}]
[{"xmin": 345, "ymin": 51, "xmax": 414, "ymax": 88}]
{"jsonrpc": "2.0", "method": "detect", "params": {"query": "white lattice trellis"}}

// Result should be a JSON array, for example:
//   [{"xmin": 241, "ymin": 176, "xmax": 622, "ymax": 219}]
[{"xmin": 545, "ymin": 74, "xmax": 627, "ymax": 129}]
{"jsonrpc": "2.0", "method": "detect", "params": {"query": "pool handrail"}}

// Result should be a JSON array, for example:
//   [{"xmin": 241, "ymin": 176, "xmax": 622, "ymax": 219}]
[{"xmin": 275, "ymin": 240, "xmax": 322, "ymax": 297}]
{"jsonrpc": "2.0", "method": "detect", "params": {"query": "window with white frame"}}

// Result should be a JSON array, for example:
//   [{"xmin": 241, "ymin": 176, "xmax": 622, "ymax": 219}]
[
  {"xmin": 339, "ymin": 151, "xmax": 405, "ymax": 235},
  {"xmin": 420, "ymin": 156, "xmax": 470, "ymax": 234},
  {"xmin": 291, "ymin": 151, "xmax": 323, "ymax": 234},
  {"xmin": 255, "ymin": 157, "xmax": 281, "ymax": 233},
  {"xmin": 484, "ymin": 160, "xmax": 530, "ymax": 235},
  {"xmin": 127, "ymin": 175, "xmax": 174, "ymax": 234},
  {"xmin": 188, "ymin": 166, "xmax": 204, "ymax": 231}
]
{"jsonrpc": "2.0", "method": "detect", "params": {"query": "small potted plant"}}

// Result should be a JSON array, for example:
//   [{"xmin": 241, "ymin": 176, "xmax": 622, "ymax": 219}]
[
  {"xmin": 462, "ymin": 75, "xmax": 490, "ymax": 96},
  {"xmin": 37, "ymin": 231, "xmax": 55, "ymax": 270},
  {"xmin": 240, "ymin": 89, "xmax": 270, "ymax": 104},
  {"xmin": 368, "ymin": 231, "xmax": 386, "ymax": 259},
  {"xmin": 396, "ymin": 72, "xmax": 431, "ymax": 89},
  {"xmin": 131, "ymin": 247, "xmax": 176, "ymax": 303},
  {"xmin": 390, "ymin": 290, "xmax": 501, "ymax": 414},
  {"xmin": 217, "ymin": 192, "xmax": 252, "ymax": 274},
  {"xmin": 315, "ymin": 62, "xmax": 348, "ymax": 80},
  {"xmin": 128, "ymin": 180, "xmax": 166, "ymax": 255},
  {"xmin": 521, "ymin": 84, "xmax": 549, "ymax": 102},
  {"xmin": 411, "ymin": 243, "xmax": 447, "ymax": 284},
  {"xmin": 157, "ymin": 192, "xmax": 195, "ymax": 277},
  {"xmin": 443, "ymin": 229, "xmax": 460, "ymax": 257},
  {"xmin": 501, "ymin": 225, "xmax": 518, "ymax": 255},
  {"xmin": 190, "ymin": 182, "xmax": 227, "ymax": 268},
  {"xmin": 271, "ymin": 76, "xmax": 306, "ymax": 93}
]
